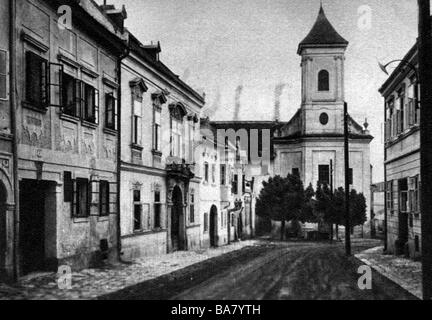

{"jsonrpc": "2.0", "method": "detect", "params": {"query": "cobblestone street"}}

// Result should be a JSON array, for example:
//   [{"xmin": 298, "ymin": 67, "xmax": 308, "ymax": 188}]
[
  {"xmin": 0, "ymin": 240, "xmax": 258, "ymax": 300},
  {"xmin": 0, "ymin": 238, "xmax": 417, "ymax": 300}
]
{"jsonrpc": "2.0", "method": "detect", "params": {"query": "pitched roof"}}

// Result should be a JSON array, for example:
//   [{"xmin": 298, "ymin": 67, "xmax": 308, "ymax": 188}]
[{"xmin": 297, "ymin": 5, "xmax": 348, "ymax": 54}]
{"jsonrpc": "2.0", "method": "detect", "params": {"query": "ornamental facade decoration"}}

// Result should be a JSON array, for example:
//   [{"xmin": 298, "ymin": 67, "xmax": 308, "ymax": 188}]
[{"xmin": 169, "ymin": 102, "xmax": 188, "ymax": 121}]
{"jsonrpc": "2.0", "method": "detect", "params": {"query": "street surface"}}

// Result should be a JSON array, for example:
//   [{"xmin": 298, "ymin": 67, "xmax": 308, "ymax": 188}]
[{"xmin": 100, "ymin": 239, "xmax": 417, "ymax": 300}]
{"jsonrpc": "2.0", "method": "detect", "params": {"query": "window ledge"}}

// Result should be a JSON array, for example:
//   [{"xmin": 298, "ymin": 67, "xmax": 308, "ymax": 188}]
[
  {"xmin": 131, "ymin": 143, "xmax": 144, "ymax": 151},
  {"xmin": 60, "ymin": 113, "xmax": 80, "ymax": 124},
  {"xmin": 103, "ymin": 127, "xmax": 118, "ymax": 136},
  {"xmin": 152, "ymin": 149, "xmax": 162, "ymax": 157},
  {"xmin": 187, "ymin": 224, "xmax": 200, "ymax": 229},
  {"xmin": 81, "ymin": 120, "xmax": 98, "ymax": 130},
  {"xmin": 125, "ymin": 228, "xmax": 167, "ymax": 238},
  {"xmin": 22, "ymin": 101, "xmax": 47, "ymax": 114},
  {"xmin": 98, "ymin": 215, "xmax": 110, "ymax": 222},
  {"xmin": 73, "ymin": 217, "xmax": 90, "ymax": 224}
]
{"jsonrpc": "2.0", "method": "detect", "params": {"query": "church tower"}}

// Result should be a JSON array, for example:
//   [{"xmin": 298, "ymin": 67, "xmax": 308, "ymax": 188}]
[{"xmin": 298, "ymin": 5, "xmax": 348, "ymax": 135}]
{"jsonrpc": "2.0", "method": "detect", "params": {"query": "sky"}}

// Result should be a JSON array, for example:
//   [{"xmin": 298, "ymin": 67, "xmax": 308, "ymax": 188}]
[{"xmin": 99, "ymin": 0, "xmax": 419, "ymax": 183}]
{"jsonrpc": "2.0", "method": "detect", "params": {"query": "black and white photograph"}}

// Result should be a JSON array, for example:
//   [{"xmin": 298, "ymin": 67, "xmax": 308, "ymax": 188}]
[{"xmin": 0, "ymin": 0, "xmax": 431, "ymax": 307}]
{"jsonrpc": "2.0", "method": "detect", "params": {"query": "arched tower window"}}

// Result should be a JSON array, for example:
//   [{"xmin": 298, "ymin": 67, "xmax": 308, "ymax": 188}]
[{"xmin": 318, "ymin": 70, "xmax": 329, "ymax": 91}]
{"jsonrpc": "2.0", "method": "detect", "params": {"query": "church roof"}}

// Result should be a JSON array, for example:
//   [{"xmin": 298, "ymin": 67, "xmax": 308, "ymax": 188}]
[{"xmin": 297, "ymin": 5, "xmax": 348, "ymax": 54}]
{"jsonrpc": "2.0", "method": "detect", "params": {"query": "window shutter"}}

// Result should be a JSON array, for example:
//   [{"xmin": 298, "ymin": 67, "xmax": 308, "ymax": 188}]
[
  {"xmin": 90, "ymin": 180, "xmax": 99, "ymax": 215},
  {"xmin": 49, "ymin": 63, "xmax": 63, "ymax": 107},
  {"xmin": 94, "ymin": 89, "xmax": 99, "ymax": 124},
  {"xmin": 0, "ymin": 50, "xmax": 7, "ymax": 99},
  {"xmin": 71, "ymin": 179, "xmax": 77, "ymax": 217},
  {"xmin": 114, "ymin": 96, "xmax": 118, "ymax": 131},
  {"xmin": 109, "ymin": 182, "xmax": 118, "ymax": 215},
  {"xmin": 75, "ymin": 79, "xmax": 82, "ymax": 118}
]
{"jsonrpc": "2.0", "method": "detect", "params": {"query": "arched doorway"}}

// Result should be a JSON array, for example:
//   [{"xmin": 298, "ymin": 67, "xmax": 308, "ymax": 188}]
[
  {"xmin": 210, "ymin": 205, "xmax": 218, "ymax": 247},
  {"xmin": 171, "ymin": 186, "xmax": 184, "ymax": 251}
]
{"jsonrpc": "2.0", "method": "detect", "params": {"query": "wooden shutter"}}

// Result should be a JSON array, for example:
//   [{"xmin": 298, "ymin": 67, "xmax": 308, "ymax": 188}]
[
  {"xmin": 75, "ymin": 79, "xmax": 82, "ymax": 118},
  {"xmin": 71, "ymin": 179, "xmax": 77, "ymax": 217},
  {"xmin": 0, "ymin": 50, "xmax": 7, "ymax": 99},
  {"xmin": 94, "ymin": 88, "xmax": 99, "ymax": 124},
  {"xmin": 49, "ymin": 63, "xmax": 63, "ymax": 107},
  {"xmin": 109, "ymin": 182, "xmax": 118, "ymax": 215},
  {"xmin": 113, "ymin": 96, "xmax": 118, "ymax": 131},
  {"xmin": 90, "ymin": 179, "xmax": 99, "ymax": 215}
]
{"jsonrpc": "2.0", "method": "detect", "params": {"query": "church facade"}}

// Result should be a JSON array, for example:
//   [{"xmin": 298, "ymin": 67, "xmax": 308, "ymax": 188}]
[{"xmin": 273, "ymin": 6, "xmax": 373, "ymax": 231}]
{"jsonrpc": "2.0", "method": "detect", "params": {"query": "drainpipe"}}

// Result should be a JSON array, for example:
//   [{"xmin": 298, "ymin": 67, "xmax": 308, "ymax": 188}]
[
  {"xmin": 116, "ymin": 42, "xmax": 130, "ymax": 262},
  {"xmin": 9, "ymin": 0, "xmax": 19, "ymax": 281}
]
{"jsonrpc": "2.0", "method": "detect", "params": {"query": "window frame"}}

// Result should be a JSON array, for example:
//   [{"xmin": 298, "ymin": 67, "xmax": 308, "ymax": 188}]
[
  {"xmin": 99, "ymin": 180, "xmax": 110, "ymax": 217},
  {"xmin": 318, "ymin": 69, "xmax": 329, "ymax": 92},
  {"xmin": 25, "ymin": 51, "xmax": 49, "ymax": 109},
  {"xmin": 105, "ymin": 92, "xmax": 117, "ymax": 131},
  {"xmin": 0, "ymin": 49, "xmax": 8, "ymax": 100},
  {"xmin": 318, "ymin": 165, "xmax": 330, "ymax": 185},
  {"xmin": 133, "ymin": 189, "xmax": 143, "ymax": 232}
]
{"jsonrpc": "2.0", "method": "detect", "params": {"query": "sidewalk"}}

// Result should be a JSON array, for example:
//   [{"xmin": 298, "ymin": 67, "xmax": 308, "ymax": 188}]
[
  {"xmin": 0, "ymin": 240, "xmax": 259, "ymax": 300},
  {"xmin": 355, "ymin": 246, "xmax": 422, "ymax": 299}
]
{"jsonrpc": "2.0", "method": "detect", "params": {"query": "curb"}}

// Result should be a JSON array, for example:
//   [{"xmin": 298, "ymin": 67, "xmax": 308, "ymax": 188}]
[{"xmin": 354, "ymin": 254, "xmax": 422, "ymax": 300}]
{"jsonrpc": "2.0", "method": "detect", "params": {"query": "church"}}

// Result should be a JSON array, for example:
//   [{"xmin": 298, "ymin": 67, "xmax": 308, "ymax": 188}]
[{"xmin": 271, "ymin": 5, "xmax": 373, "ymax": 228}]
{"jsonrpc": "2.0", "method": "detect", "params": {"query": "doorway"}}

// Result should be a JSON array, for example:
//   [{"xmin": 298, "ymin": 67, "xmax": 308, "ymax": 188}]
[
  {"xmin": 171, "ymin": 186, "xmax": 183, "ymax": 251},
  {"xmin": 210, "ymin": 205, "xmax": 218, "ymax": 247},
  {"xmin": 19, "ymin": 180, "xmax": 48, "ymax": 275}
]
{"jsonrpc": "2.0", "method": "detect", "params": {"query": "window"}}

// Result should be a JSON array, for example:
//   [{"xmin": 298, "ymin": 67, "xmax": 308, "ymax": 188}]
[
  {"xmin": 399, "ymin": 179, "xmax": 408, "ymax": 213},
  {"xmin": 99, "ymin": 180, "xmax": 109, "ymax": 216},
  {"xmin": 105, "ymin": 93, "xmax": 117, "ymax": 130},
  {"xmin": 220, "ymin": 164, "xmax": 226, "ymax": 185},
  {"xmin": 153, "ymin": 108, "xmax": 161, "ymax": 151},
  {"xmin": 409, "ymin": 175, "xmax": 420, "ymax": 213},
  {"xmin": 385, "ymin": 98, "xmax": 395, "ymax": 140},
  {"xmin": 204, "ymin": 162, "xmax": 209, "ymax": 182},
  {"xmin": 318, "ymin": 70, "xmax": 329, "ymax": 91},
  {"xmin": 171, "ymin": 117, "xmax": 183, "ymax": 157},
  {"xmin": 395, "ymin": 87, "xmax": 405, "ymax": 134},
  {"xmin": 64, "ymin": 171, "xmax": 73, "ymax": 202},
  {"xmin": 292, "ymin": 168, "xmax": 300, "ymax": 177},
  {"xmin": 74, "ymin": 178, "xmax": 89, "ymax": 218},
  {"xmin": 25, "ymin": 51, "xmax": 48, "ymax": 108},
  {"xmin": 133, "ymin": 100, "xmax": 142, "ymax": 145},
  {"xmin": 83, "ymin": 82, "xmax": 99, "ymax": 124},
  {"xmin": 415, "ymin": 235, "xmax": 420, "ymax": 252},
  {"xmin": 133, "ymin": 189, "xmax": 142, "ymax": 231},
  {"xmin": 318, "ymin": 165, "xmax": 330, "ymax": 185},
  {"xmin": 236, "ymin": 136, "xmax": 241, "ymax": 161},
  {"xmin": 188, "ymin": 122, "xmax": 195, "ymax": 162},
  {"xmin": 154, "ymin": 190, "xmax": 162, "ymax": 229},
  {"xmin": 189, "ymin": 192, "xmax": 195, "ymax": 224},
  {"xmin": 62, "ymin": 72, "xmax": 78, "ymax": 117},
  {"xmin": 204, "ymin": 212, "xmax": 209, "ymax": 232},
  {"xmin": 232, "ymin": 174, "xmax": 238, "ymax": 194},
  {"xmin": 212, "ymin": 164, "xmax": 216, "ymax": 184},
  {"xmin": 242, "ymin": 175, "xmax": 246, "ymax": 194},
  {"xmin": 386, "ymin": 180, "xmax": 394, "ymax": 214},
  {"xmin": 0, "ymin": 50, "xmax": 7, "ymax": 99}
]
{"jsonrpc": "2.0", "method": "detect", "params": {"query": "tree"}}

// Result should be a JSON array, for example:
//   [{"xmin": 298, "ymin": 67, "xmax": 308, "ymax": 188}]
[
  {"xmin": 256, "ymin": 174, "xmax": 305, "ymax": 240},
  {"xmin": 350, "ymin": 190, "xmax": 367, "ymax": 228},
  {"xmin": 300, "ymin": 183, "xmax": 317, "ymax": 223}
]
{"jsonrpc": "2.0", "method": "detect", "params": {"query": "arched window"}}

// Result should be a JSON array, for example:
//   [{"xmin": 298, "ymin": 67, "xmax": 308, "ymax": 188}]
[{"xmin": 318, "ymin": 70, "xmax": 329, "ymax": 91}]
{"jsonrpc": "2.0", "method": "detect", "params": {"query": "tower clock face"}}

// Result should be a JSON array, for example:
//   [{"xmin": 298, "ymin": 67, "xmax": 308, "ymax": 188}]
[{"xmin": 319, "ymin": 112, "xmax": 329, "ymax": 125}]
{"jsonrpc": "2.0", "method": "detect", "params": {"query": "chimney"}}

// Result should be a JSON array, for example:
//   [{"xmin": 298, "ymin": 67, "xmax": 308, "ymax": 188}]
[{"xmin": 100, "ymin": 3, "xmax": 127, "ymax": 32}]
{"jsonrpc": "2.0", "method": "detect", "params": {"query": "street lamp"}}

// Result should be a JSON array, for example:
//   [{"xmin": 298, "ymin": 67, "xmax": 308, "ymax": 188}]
[{"xmin": 378, "ymin": 60, "xmax": 419, "ymax": 79}]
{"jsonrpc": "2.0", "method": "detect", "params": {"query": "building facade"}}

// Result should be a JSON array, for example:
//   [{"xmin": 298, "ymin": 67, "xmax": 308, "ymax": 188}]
[
  {"xmin": 0, "ymin": 0, "xmax": 14, "ymax": 281},
  {"xmin": 273, "ymin": 6, "xmax": 373, "ymax": 234},
  {"xmin": 379, "ymin": 43, "xmax": 420, "ymax": 258},
  {"xmin": 119, "ymin": 35, "xmax": 205, "ymax": 261},
  {"xmin": 1, "ymin": 0, "xmax": 128, "ymax": 280}
]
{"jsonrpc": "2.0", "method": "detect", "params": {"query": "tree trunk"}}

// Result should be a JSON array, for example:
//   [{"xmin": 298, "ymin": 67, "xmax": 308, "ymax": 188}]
[{"xmin": 280, "ymin": 220, "xmax": 285, "ymax": 241}]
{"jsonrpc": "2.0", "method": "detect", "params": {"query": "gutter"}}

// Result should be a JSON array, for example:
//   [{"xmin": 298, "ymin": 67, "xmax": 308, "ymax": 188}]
[
  {"xmin": 9, "ymin": 0, "xmax": 19, "ymax": 280},
  {"xmin": 116, "ymin": 41, "xmax": 130, "ymax": 262}
]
